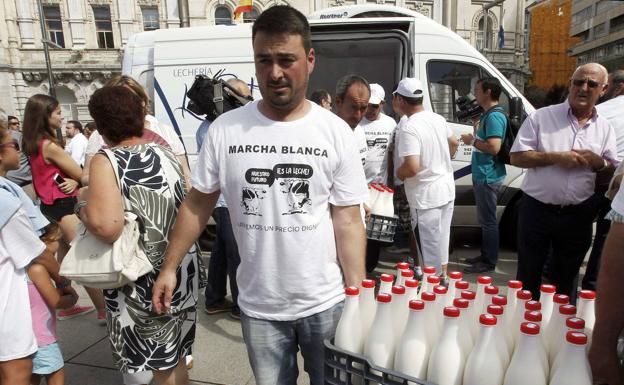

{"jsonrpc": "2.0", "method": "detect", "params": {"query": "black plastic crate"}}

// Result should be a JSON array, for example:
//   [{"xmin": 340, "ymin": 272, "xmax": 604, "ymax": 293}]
[
  {"xmin": 365, "ymin": 214, "xmax": 398, "ymax": 243},
  {"xmin": 324, "ymin": 339, "xmax": 434, "ymax": 385}
]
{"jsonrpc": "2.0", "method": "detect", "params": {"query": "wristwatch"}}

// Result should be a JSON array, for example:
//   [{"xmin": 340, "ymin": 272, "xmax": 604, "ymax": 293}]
[
  {"xmin": 74, "ymin": 200, "xmax": 87, "ymax": 216},
  {"xmin": 596, "ymin": 158, "xmax": 609, "ymax": 173}
]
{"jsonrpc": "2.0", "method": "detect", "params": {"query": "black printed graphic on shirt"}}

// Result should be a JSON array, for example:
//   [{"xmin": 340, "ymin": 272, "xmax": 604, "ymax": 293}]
[
  {"xmin": 367, "ymin": 137, "xmax": 389, "ymax": 151},
  {"xmin": 240, "ymin": 163, "xmax": 314, "ymax": 216}
]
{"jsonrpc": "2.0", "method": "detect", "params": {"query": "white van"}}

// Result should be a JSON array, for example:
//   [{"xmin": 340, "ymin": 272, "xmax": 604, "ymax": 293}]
[{"xmin": 122, "ymin": 4, "xmax": 534, "ymax": 245}]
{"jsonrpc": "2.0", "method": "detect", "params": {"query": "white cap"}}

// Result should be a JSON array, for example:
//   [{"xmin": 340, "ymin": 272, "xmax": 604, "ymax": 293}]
[
  {"xmin": 394, "ymin": 78, "xmax": 424, "ymax": 98},
  {"xmin": 369, "ymin": 83, "xmax": 385, "ymax": 105}
]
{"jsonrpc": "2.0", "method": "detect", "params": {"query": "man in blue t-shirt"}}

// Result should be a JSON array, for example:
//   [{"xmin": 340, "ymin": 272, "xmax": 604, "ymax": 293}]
[{"xmin": 461, "ymin": 78, "xmax": 508, "ymax": 273}]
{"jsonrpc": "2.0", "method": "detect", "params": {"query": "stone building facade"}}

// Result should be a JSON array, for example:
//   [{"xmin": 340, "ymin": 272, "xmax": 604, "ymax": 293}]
[{"xmin": 1, "ymin": 0, "xmax": 528, "ymax": 121}]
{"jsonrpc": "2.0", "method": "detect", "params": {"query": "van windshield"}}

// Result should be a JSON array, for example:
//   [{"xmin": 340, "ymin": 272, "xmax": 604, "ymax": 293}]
[{"xmin": 310, "ymin": 29, "xmax": 410, "ymax": 115}]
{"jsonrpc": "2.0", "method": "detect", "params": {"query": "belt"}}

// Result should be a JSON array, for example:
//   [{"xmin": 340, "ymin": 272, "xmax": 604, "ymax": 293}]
[{"xmin": 525, "ymin": 194, "xmax": 593, "ymax": 214}]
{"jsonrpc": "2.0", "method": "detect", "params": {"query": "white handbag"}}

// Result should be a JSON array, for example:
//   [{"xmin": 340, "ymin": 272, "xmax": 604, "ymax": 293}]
[{"xmin": 60, "ymin": 149, "xmax": 153, "ymax": 289}]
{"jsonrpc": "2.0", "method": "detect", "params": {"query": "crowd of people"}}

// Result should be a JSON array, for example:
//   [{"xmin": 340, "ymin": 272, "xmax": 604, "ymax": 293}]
[{"xmin": 1, "ymin": 4, "xmax": 623, "ymax": 385}]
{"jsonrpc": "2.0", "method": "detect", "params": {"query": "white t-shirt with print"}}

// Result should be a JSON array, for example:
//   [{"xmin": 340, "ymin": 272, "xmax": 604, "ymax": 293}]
[
  {"xmin": 352, "ymin": 124, "xmax": 368, "ymax": 168},
  {"xmin": 361, "ymin": 114, "xmax": 396, "ymax": 183},
  {"xmin": 192, "ymin": 101, "xmax": 368, "ymax": 321},
  {"xmin": 398, "ymin": 110, "xmax": 455, "ymax": 210},
  {"xmin": 0, "ymin": 209, "xmax": 45, "ymax": 361}
]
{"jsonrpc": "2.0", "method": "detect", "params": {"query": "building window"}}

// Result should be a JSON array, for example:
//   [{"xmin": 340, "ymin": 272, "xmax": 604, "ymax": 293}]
[
  {"xmin": 141, "ymin": 7, "xmax": 160, "ymax": 31},
  {"xmin": 43, "ymin": 5, "xmax": 65, "ymax": 48},
  {"xmin": 243, "ymin": 8, "xmax": 260, "ymax": 23},
  {"xmin": 477, "ymin": 16, "xmax": 494, "ymax": 50},
  {"xmin": 571, "ymin": 6, "xmax": 593, "ymax": 26},
  {"xmin": 594, "ymin": 22, "xmax": 607, "ymax": 38},
  {"xmin": 215, "ymin": 6, "xmax": 232, "ymax": 25},
  {"xmin": 93, "ymin": 6, "xmax": 114, "ymax": 49}
]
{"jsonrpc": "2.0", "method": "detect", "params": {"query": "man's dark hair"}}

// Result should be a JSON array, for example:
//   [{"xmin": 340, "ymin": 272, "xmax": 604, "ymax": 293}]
[
  {"xmin": 310, "ymin": 89, "xmax": 331, "ymax": 105},
  {"xmin": 611, "ymin": 70, "xmax": 624, "ymax": 86},
  {"xmin": 67, "ymin": 120, "xmax": 83, "ymax": 133},
  {"xmin": 252, "ymin": 6, "xmax": 311, "ymax": 53},
  {"xmin": 8, "ymin": 115, "xmax": 17, "ymax": 122},
  {"xmin": 397, "ymin": 94, "xmax": 423, "ymax": 106},
  {"xmin": 335, "ymin": 75, "xmax": 370, "ymax": 100},
  {"xmin": 477, "ymin": 77, "xmax": 502, "ymax": 101},
  {"xmin": 84, "ymin": 121, "xmax": 97, "ymax": 131}
]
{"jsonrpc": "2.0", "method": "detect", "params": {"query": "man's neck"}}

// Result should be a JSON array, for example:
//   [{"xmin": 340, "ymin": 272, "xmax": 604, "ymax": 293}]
[
  {"xmin": 483, "ymin": 100, "xmax": 499, "ymax": 112},
  {"xmin": 258, "ymin": 99, "xmax": 310, "ymax": 122},
  {"xmin": 404, "ymin": 105, "xmax": 425, "ymax": 118}
]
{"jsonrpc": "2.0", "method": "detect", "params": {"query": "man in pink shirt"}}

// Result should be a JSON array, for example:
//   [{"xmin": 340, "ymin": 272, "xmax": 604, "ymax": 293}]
[{"xmin": 510, "ymin": 62, "xmax": 618, "ymax": 299}]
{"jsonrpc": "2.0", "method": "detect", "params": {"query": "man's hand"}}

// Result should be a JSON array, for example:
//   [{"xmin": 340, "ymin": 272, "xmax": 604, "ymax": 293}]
[
  {"xmin": 363, "ymin": 204, "xmax": 371, "ymax": 218},
  {"xmin": 460, "ymin": 133, "xmax": 474, "ymax": 146},
  {"xmin": 573, "ymin": 149, "xmax": 605, "ymax": 170},
  {"xmin": 152, "ymin": 268, "xmax": 178, "ymax": 314},
  {"xmin": 555, "ymin": 151, "xmax": 589, "ymax": 168}
]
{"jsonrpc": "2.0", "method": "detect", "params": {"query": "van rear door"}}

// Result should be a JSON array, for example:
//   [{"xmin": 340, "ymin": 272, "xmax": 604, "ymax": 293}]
[{"xmin": 309, "ymin": 18, "xmax": 414, "ymax": 112}]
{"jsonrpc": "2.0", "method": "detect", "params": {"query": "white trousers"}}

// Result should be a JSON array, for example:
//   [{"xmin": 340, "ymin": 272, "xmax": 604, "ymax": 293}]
[{"xmin": 411, "ymin": 200, "xmax": 454, "ymax": 274}]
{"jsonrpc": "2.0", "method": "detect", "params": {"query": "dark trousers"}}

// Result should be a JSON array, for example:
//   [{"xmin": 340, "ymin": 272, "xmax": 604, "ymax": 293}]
[
  {"xmin": 204, "ymin": 207, "xmax": 241, "ymax": 307},
  {"xmin": 516, "ymin": 194, "xmax": 597, "ymax": 300},
  {"xmin": 582, "ymin": 194, "xmax": 611, "ymax": 291},
  {"xmin": 366, "ymin": 239, "xmax": 383, "ymax": 273}
]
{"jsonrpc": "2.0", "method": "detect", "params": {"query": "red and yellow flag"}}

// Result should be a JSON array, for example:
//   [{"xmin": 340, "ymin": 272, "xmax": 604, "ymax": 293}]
[{"xmin": 234, "ymin": 0, "xmax": 253, "ymax": 22}]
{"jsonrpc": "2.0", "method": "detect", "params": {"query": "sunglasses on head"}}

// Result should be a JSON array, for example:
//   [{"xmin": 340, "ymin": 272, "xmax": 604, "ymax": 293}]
[
  {"xmin": 572, "ymin": 78, "xmax": 604, "ymax": 88},
  {"xmin": 0, "ymin": 139, "xmax": 20, "ymax": 151}
]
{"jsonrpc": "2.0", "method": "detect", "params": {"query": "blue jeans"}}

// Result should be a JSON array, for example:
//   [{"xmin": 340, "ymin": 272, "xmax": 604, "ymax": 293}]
[
  {"xmin": 204, "ymin": 207, "xmax": 240, "ymax": 307},
  {"xmin": 474, "ymin": 180, "xmax": 502, "ymax": 267},
  {"xmin": 240, "ymin": 302, "xmax": 343, "ymax": 385}
]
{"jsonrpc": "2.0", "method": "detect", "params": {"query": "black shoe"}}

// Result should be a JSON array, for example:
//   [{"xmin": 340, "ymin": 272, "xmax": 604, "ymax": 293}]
[
  {"xmin": 463, "ymin": 262, "xmax": 495, "ymax": 274},
  {"xmin": 464, "ymin": 256, "xmax": 483, "ymax": 265},
  {"xmin": 205, "ymin": 299, "xmax": 234, "ymax": 315},
  {"xmin": 230, "ymin": 307, "xmax": 241, "ymax": 320}
]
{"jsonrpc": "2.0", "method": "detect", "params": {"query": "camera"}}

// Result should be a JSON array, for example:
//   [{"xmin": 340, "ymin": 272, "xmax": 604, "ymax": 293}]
[
  {"xmin": 186, "ymin": 71, "xmax": 253, "ymax": 121},
  {"xmin": 456, "ymin": 94, "xmax": 483, "ymax": 121}
]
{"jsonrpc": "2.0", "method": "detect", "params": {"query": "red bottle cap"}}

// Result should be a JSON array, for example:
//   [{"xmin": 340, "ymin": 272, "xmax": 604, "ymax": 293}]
[
  {"xmin": 485, "ymin": 285, "xmax": 499, "ymax": 295},
  {"xmin": 377, "ymin": 293, "xmax": 392, "ymax": 303},
  {"xmin": 461, "ymin": 290, "xmax": 476, "ymax": 300},
  {"xmin": 392, "ymin": 285, "xmax": 406, "ymax": 295},
  {"xmin": 517, "ymin": 290, "xmax": 532, "ymax": 300},
  {"xmin": 579, "ymin": 290, "xmax": 596, "ymax": 300},
  {"xmin": 566, "ymin": 331, "xmax": 588, "ymax": 345},
  {"xmin": 434, "ymin": 285, "xmax": 448, "ymax": 295},
  {"xmin": 362, "ymin": 279, "xmax": 376, "ymax": 289},
  {"xmin": 427, "ymin": 275, "xmax": 441, "ymax": 284},
  {"xmin": 492, "ymin": 295, "xmax": 507, "ymax": 306},
  {"xmin": 449, "ymin": 271, "xmax": 462, "ymax": 280},
  {"xmin": 525, "ymin": 300, "xmax": 541, "ymax": 311},
  {"xmin": 369, "ymin": 183, "xmax": 384, "ymax": 192},
  {"xmin": 404, "ymin": 279, "xmax": 419, "ymax": 288},
  {"xmin": 345, "ymin": 286, "xmax": 359, "ymax": 296},
  {"xmin": 455, "ymin": 281, "xmax": 470, "ymax": 290},
  {"xmin": 477, "ymin": 276, "xmax": 492, "ymax": 285},
  {"xmin": 521, "ymin": 322, "xmax": 540, "ymax": 335},
  {"xmin": 566, "ymin": 317, "xmax": 585, "ymax": 330},
  {"xmin": 380, "ymin": 274, "xmax": 394, "ymax": 283},
  {"xmin": 554, "ymin": 294, "xmax": 570, "ymax": 304},
  {"xmin": 487, "ymin": 304, "xmax": 504, "ymax": 316},
  {"xmin": 540, "ymin": 284, "xmax": 556, "ymax": 294},
  {"xmin": 396, "ymin": 262, "xmax": 410, "ymax": 270},
  {"xmin": 409, "ymin": 300, "xmax": 425, "ymax": 310},
  {"xmin": 508, "ymin": 280, "xmax": 522, "ymax": 289},
  {"xmin": 401, "ymin": 270, "xmax": 414, "ymax": 278},
  {"xmin": 453, "ymin": 298, "xmax": 469, "ymax": 309},
  {"xmin": 444, "ymin": 307, "xmax": 460, "ymax": 317},
  {"xmin": 480, "ymin": 314, "xmax": 497, "ymax": 326},
  {"xmin": 559, "ymin": 304, "xmax": 576, "ymax": 316},
  {"xmin": 525, "ymin": 310, "xmax": 542, "ymax": 322},
  {"xmin": 423, "ymin": 266, "xmax": 436, "ymax": 274},
  {"xmin": 421, "ymin": 292, "xmax": 436, "ymax": 301}
]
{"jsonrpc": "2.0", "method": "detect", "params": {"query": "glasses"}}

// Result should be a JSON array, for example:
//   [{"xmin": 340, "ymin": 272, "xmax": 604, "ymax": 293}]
[
  {"xmin": 572, "ymin": 78, "xmax": 604, "ymax": 88},
  {"xmin": 0, "ymin": 139, "xmax": 20, "ymax": 151},
  {"xmin": 9, "ymin": 122, "xmax": 19, "ymax": 126}
]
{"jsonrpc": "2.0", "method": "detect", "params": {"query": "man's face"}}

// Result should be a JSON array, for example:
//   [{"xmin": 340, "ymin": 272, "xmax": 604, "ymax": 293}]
[
  {"xmin": 320, "ymin": 96, "xmax": 332, "ymax": 110},
  {"xmin": 365, "ymin": 102, "xmax": 383, "ymax": 121},
  {"xmin": 8, "ymin": 118, "xmax": 20, "ymax": 131},
  {"xmin": 474, "ymin": 82, "xmax": 489, "ymax": 107},
  {"xmin": 253, "ymin": 32, "xmax": 314, "ymax": 113},
  {"xmin": 604, "ymin": 74, "xmax": 624, "ymax": 100},
  {"xmin": 65, "ymin": 123, "xmax": 76, "ymax": 138},
  {"xmin": 568, "ymin": 65, "xmax": 607, "ymax": 112},
  {"xmin": 335, "ymin": 83, "xmax": 371, "ymax": 129}
]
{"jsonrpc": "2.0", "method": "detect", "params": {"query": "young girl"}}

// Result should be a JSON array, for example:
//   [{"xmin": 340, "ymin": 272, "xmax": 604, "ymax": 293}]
[
  {"xmin": 21, "ymin": 94, "xmax": 105, "ymax": 322},
  {"xmin": 27, "ymin": 224, "xmax": 78, "ymax": 385}
]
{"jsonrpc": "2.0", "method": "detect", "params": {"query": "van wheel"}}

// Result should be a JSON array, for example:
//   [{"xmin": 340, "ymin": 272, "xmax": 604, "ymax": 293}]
[{"xmin": 500, "ymin": 195, "xmax": 521, "ymax": 250}]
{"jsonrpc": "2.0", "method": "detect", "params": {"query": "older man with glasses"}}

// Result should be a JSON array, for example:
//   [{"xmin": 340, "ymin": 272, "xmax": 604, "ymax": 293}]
[
  {"xmin": 510, "ymin": 62, "xmax": 619, "ymax": 300},
  {"xmin": 7, "ymin": 116, "xmax": 20, "ymax": 132}
]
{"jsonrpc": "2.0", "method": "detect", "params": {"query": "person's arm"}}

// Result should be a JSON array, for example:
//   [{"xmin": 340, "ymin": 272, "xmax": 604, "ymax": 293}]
[
  {"xmin": 331, "ymin": 204, "xmax": 366, "ymax": 287},
  {"xmin": 81, "ymin": 155, "xmax": 93, "ymax": 186},
  {"xmin": 152, "ymin": 188, "xmax": 220, "ymax": 314},
  {"xmin": 78, "ymin": 154, "xmax": 124, "ymax": 243},
  {"xmin": 510, "ymin": 150, "xmax": 589, "ymax": 169},
  {"xmin": 43, "ymin": 140, "xmax": 82, "ymax": 194},
  {"xmin": 32, "ymin": 242, "xmax": 64, "ymax": 285},
  {"xmin": 448, "ymin": 135, "xmax": 459, "ymax": 158},
  {"xmin": 589, "ymin": 221, "xmax": 624, "ymax": 385},
  {"xmin": 397, "ymin": 155, "xmax": 420, "ymax": 181},
  {"xmin": 28, "ymin": 263, "xmax": 78, "ymax": 310},
  {"xmin": 176, "ymin": 154, "xmax": 192, "ymax": 190}
]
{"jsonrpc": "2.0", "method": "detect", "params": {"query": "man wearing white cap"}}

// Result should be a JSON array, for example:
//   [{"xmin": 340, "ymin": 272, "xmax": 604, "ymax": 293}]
[
  {"xmin": 395, "ymin": 77, "xmax": 458, "ymax": 278},
  {"xmin": 360, "ymin": 83, "xmax": 397, "ymax": 183}
]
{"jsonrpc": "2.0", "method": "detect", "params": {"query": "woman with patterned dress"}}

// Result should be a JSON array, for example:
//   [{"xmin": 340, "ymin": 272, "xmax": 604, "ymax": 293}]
[{"xmin": 78, "ymin": 86, "xmax": 202, "ymax": 385}]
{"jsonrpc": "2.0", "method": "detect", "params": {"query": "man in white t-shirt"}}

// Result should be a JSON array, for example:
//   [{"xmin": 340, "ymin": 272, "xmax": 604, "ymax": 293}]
[
  {"xmin": 396, "ymin": 77, "xmax": 458, "ymax": 278},
  {"xmin": 360, "ymin": 83, "xmax": 396, "ymax": 183},
  {"xmin": 64, "ymin": 120, "xmax": 88, "ymax": 167},
  {"xmin": 152, "ymin": 6, "xmax": 367, "ymax": 385},
  {"xmin": 334, "ymin": 74, "xmax": 370, "ymax": 167}
]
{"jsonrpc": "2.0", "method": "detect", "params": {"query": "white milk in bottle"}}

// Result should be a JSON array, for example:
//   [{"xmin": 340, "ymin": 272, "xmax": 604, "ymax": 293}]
[
  {"xmin": 463, "ymin": 314, "xmax": 504, "ymax": 385},
  {"xmin": 503, "ymin": 322, "xmax": 547, "ymax": 385},
  {"xmin": 549, "ymin": 331, "xmax": 592, "ymax": 385},
  {"xmin": 335, "ymin": 286, "xmax": 363, "ymax": 353},
  {"xmin": 427, "ymin": 307, "xmax": 466, "ymax": 385},
  {"xmin": 379, "ymin": 273, "xmax": 394, "ymax": 295},
  {"xmin": 394, "ymin": 300, "xmax": 430, "ymax": 381},
  {"xmin": 487, "ymin": 305, "xmax": 510, "ymax": 368},
  {"xmin": 363, "ymin": 293, "xmax": 395, "ymax": 370},
  {"xmin": 360, "ymin": 279, "xmax": 377, "ymax": 338}
]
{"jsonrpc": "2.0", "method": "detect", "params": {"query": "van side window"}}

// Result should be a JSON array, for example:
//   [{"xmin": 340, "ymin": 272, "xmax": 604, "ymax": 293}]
[{"xmin": 426, "ymin": 60, "xmax": 510, "ymax": 124}]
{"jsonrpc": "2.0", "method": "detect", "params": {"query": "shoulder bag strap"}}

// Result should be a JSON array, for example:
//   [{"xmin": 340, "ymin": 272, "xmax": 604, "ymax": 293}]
[{"xmin": 102, "ymin": 149, "xmax": 129, "ymax": 212}]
